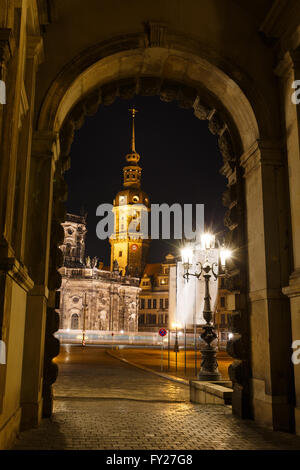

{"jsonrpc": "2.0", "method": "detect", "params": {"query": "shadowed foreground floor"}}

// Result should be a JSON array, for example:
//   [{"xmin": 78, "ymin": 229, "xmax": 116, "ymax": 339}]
[{"xmin": 13, "ymin": 345, "xmax": 300, "ymax": 450}]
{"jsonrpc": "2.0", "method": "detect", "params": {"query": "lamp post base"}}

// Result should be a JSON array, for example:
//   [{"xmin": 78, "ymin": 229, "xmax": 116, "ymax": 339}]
[{"xmin": 198, "ymin": 345, "xmax": 221, "ymax": 381}]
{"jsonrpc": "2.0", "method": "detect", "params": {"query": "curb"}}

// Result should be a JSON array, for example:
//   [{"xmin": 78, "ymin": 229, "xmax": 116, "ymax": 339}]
[{"xmin": 106, "ymin": 349, "xmax": 190, "ymax": 387}]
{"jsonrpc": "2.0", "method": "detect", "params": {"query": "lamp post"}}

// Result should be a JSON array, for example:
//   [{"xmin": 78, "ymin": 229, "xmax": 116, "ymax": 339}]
[
  {"xmin": 181, "ymin": 234, "xmax": 231, "ymax": 381},
  {"xmin": 172, "ymin": 322, "xmax": 180, "ymax": 372},
  {"xmin": 82, "ymin": 292, "xmax": 87, "ymax": 347}
]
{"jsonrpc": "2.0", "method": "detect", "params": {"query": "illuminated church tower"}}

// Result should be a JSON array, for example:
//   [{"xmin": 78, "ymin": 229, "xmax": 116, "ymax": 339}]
[{"xmin": 110, "ymin": 108, "xmax": 151, "ymax": 277}]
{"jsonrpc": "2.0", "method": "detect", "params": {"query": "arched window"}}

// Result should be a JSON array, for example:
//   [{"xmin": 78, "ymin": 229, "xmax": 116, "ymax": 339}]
[{"xmin": 71, "ymin": 313, "xmax": 79, "ymax": 329}]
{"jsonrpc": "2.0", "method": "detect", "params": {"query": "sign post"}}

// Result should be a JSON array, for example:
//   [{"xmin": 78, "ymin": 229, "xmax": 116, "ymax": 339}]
[{"xmin": 158, "ymin": 328, "xmax": 167, "ymax": 372}]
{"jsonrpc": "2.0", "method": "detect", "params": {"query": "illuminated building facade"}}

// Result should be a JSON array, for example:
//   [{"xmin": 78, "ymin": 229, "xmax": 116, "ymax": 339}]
[
  {"xmin": 58, "ymin": 214, "xmax": 140, "ymax": 333},
  {"xmin": 138, "ymin": 254, "xmax": 176, "ymax": 332}
]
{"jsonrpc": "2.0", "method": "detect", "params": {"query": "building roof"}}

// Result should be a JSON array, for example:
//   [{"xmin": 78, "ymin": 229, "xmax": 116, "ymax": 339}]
[
  {"xmin": 143, "ymin": 263, "xmax": 162, "ymax": 276},
  {"xmin": 66, "ymin": 212, "xmax": 87, "ymax": 225}
]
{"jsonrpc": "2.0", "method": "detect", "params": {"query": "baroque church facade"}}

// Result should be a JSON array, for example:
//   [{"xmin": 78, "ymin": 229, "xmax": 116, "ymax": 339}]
[{"xmin": 58, "ymin": 109, "xmax": 150, "ymax": 333}]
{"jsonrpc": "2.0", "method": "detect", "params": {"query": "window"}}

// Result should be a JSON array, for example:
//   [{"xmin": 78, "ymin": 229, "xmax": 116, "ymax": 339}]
[
  {"xmin": 140, "ymin": 298, "xmax": 145, "ymax": 309},
  {"xmin": 165, "ymin": 299, "xmax": 169, "ymax": 309},
  {"xmin": 119, "ymin": 251, "xmax": 122, "ymax": 257},
  {"xmin": 146, "ymin": 314, "xmax": 156, "ymax": 324},
  {"xmin": 71, "ymin": 313, "xmax": 79, "ymax": 329},
  {"xmin": 138, "ymin": 314, "xmax": 145, "ymax": 325},
  {"xmin": 220, "ymin": 277, "xmax": 225, "ymax": 288},
  {"xmin": 221, "ymin": 314, "xmax": 226, "ymax": 325},
  {"xmin": 160, "ymin": 299, "xmax": 163, "ymax": 309},
  {"xmin": 153, "ymin": 299, "xmax": 157, "ymax": 309},
  {"xmin": 147, "ymin": 299, "xmax": 152, "ymax": 309},
  {"xmin": 220, "ymin": 296, "xmax": 225, "ymax": 308},
  {"xmin": 158, "ymin": 314, "xmax": 164, "ymax": 324}
]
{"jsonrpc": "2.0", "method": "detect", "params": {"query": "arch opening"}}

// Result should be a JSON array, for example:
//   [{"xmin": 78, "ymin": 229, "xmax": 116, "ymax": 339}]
[{"xmin": 37, "ymin": 43, "xmax": 260, "ymax": 422}]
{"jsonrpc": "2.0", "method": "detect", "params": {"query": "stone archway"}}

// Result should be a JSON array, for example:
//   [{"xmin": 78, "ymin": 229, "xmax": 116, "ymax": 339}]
[{"xmin": 29, "ymin": 38, "xmax": 293, "ymax": 432}]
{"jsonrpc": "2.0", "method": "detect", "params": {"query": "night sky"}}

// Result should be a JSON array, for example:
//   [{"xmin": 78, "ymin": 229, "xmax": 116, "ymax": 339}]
[{"xmin": 65, "ymin": 95, "xmax": 227, "ymax": 266}]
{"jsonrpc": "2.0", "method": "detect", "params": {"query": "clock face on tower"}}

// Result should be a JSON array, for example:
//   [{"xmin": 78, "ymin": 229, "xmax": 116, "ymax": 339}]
[{"xmin": 131, "ymin": 244, "xmax": 138, "ymax": 252}]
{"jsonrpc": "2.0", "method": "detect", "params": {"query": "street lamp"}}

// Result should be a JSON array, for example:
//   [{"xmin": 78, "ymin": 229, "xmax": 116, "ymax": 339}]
[
  {"xmin": 82, "ymin": 292, "xmax": 87, "ymax": 347},
  {"xmin": 172, "ymin": 322, "xmax": 181, "ymax": 372},
  {"xmin": 181, "ymin": 235, "xmax": 231, "ymax": 381}
]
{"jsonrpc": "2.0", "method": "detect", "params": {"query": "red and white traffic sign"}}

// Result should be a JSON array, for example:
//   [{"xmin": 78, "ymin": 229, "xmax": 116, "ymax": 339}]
[{"xmin": 159, "ymin": 328, "xmax": 167, "ymax": 337}]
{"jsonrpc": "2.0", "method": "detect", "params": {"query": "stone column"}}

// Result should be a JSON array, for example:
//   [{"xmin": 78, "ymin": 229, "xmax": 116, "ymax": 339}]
[
  {"xmin": 20, "ymin": 131, "xmax": 60, "ymax": 429},
  {"xmin": 12, "ymin": 36, "xmax": 43, "ymax": 262},
  {"xmin": 0, "ymin": 28, "xmax": 14, "ymax": 257},
  {"xmin": 277, "ymin": 47, "xmax": 300, "ymax": 436},
  {"xmin": 43, "ymin": 162, "xmax": 66, "ymax": 417},
  {"xmin": 220, "ymin": 154, "xmax": 252, "ymax": 420},
  {"xmin": 240, "ymin": 140, "xmax": 293, "ymax": 432}
]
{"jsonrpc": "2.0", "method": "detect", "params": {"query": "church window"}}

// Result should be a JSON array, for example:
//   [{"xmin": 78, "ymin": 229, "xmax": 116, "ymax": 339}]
[{"xmin": 71, "ymin": 313, "xmax": 79, "ymax": 329}]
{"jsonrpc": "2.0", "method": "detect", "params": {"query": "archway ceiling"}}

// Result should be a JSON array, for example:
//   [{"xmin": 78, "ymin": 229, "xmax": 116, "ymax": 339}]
[
  {"xmin": 36, "ymin": 2, "xmax": 281, "ymax": 143},
  {"xmin": 38, "ymin": 46, "xmax": 263, "ymax": 175}
]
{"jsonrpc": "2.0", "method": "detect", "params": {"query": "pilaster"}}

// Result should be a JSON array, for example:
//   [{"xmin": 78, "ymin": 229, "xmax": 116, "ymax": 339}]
[
  {"xmin": 240, "ymin": 139, "xmax": 294, "ymax": 432},
  {"xmin": 276, "ymin": 45, "xmax": 300, "ymax": 435},
  {"xmin": 20, "ymin": 130, "xmax": 60, "ymax": 429}
]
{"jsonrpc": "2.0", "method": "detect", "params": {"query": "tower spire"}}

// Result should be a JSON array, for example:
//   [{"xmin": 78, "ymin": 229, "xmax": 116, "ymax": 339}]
[{"xmin": 129, "ymin": 106, "xmax": 138, "ymax": 153}]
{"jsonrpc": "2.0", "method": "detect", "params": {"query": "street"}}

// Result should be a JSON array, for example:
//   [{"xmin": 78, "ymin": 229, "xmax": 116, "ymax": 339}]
[
  {"xmin": 13, "ymin": 345, "xmax": 300, "ymax": 450},
  {"xmin": 110, "ymin": 346, "xmax": 232, "ymax": 380}
]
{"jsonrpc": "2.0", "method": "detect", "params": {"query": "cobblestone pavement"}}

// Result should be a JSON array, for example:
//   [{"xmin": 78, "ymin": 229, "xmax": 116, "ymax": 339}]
[{"xmin": 13, "ymin": 345, "xmax": 300, "ymax": 450}]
